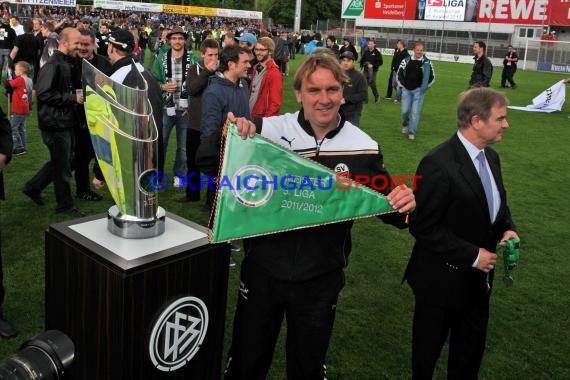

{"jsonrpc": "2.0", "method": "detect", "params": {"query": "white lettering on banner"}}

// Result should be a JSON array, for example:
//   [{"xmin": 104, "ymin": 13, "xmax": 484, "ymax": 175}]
[
  {"xmin": 479, "ymin": 0, "xmax": 547, "ymax": 21},
  {"xmin": 9, "ymin": 0, "xmax": 76, "ymax": 6}
]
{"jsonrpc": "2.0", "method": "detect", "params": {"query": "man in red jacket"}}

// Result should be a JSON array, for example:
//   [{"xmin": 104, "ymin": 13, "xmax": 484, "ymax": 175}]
[{"xmin": 249, "ymin": 37, "xmax": 283, "ymax": 122}]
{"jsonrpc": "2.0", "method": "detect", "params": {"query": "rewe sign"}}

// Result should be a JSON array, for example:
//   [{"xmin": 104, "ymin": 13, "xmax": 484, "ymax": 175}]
[{"xmin": 477, "ymin": 0, "xmax": 548, "ymax": 24}]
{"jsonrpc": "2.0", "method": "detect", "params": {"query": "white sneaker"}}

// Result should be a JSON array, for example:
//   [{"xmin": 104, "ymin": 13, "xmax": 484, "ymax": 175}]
[
  {"xmin": 401, "ymin": 127, "xmax": 408, "ymax": 134},
  {"xmin": 173, "ymin": 176, "xmax": 181, "ymax": 188},
  {"xmin": 408, "ymin": 134, "xmax": 415, "ymax": 140}
]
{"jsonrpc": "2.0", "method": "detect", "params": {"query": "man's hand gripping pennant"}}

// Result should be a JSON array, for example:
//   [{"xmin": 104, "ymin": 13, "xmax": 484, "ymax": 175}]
[{"xmin": 208, "ymin": 123, "xmax": 397, "ymax": 243}]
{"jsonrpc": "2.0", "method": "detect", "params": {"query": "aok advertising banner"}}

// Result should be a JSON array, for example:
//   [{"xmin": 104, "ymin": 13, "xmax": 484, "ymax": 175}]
[
  {"xmin": 209, "ymin": 124, "xmax": 397, "ymax": 243},
  {"xmin": 362, "ymin": 0, "xmax": 569, "ymax": 25}
]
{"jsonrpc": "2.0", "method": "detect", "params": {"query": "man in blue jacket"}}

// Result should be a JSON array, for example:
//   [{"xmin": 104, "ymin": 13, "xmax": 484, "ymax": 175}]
[
  {"xmin": 197, "ymin": 44, "xmax": 251, "ymax": 189},
  {"xmin": 397, "ymin": 42, "xmax": 434, "ymax": 140}
]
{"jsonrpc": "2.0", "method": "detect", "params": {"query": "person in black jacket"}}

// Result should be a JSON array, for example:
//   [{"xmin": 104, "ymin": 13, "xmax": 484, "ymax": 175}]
[
  {"xmin": 339, "ymin": 51, "xmax": 368, "ymax": 127},
  {"xmin": 107, "ymin": 29, "xmax": 165, "ymax": 176},
  {"xmin": 501, "ymin": 45, "xmax": 518, "ymax": 89},
  {"xmin": 469, "ymin": 41, "xmax": 493, "ymax": 88},
  {"xmin": 360, "ymin": 39, "xmax": 383, "ymax": 103},
  {"xmin": 0, "ymin": 105, "xmax": 18, "ymax": 338},
  {"xmin": 0, "ymin": 15, "xmax": 16, "ymax": 78},
  {"xmin": 387, "ymin": 39, "xmax": 409, "ymax": 101},
  {"xmin": 339, "ymin": 37, "xmax": 358, "ymax": 62},
  {"xmin": 22, "ymin": 27, "xmax": 84, "ymax": 218},
  {"xmin": 181, "ymin": 38, "xmax": 219, "ymax": 203},
  {"xmin": 73, "ymin": 28, "xmax": 112, "ymax": 202},
  {"xmin": 207, "ymin": 52, "xmax": 416, "ymax": 380}
]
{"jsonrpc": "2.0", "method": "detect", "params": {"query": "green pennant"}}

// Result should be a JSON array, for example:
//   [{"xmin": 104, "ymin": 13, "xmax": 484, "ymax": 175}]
[{"xmin": 209, "ymin": 123, "xmax": 396, "ymax": 243}]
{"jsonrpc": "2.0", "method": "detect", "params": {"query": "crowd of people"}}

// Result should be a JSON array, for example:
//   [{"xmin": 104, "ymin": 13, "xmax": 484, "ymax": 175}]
[{"xmin": 0, "ymin": 6, "xmax": 524, "ymax": 379}]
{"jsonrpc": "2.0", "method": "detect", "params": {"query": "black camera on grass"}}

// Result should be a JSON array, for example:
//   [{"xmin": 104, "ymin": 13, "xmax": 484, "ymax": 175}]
[{"xmin": 0, "ymin": 330, "xmax": 74, "ymax": 379}]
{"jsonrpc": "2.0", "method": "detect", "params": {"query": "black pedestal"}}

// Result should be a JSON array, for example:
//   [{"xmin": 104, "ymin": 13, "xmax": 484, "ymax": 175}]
[{"xmin": 45, "ymin": 213, "xmax": 230, "ymax": 380}]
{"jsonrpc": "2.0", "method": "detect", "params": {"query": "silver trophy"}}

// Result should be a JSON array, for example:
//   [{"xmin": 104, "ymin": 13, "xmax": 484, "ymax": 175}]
[{"xmin": 82, "ymin": 60, "xmax": 165, "ymax": 238}]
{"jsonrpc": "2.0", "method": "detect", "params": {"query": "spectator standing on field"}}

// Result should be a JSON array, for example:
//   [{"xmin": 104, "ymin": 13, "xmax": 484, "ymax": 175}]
[
  {"xmin": 387, "ymin": 39, "xmax": 409, "ymax": 102},
  {"xmin": 469, "ymin": 41, "xmax": 492, "ymax": 88},
  {"xmin": 339, "ymin": 51, "xmax": 368, "ymax": 127},
  {"xmin": 397, "ymin": 42, "xmax": 434, "ymax": 140},
  {"xmin": 501, "ymin": 45, "xmax": 518, "ymax": 89},
  {"xmin": 360, "ymin": 39, "xmax": 383, "ymax": 103}
]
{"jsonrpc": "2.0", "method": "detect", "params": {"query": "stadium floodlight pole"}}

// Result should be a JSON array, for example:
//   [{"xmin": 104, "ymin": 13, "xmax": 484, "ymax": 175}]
[
  {"xmin": 440, "ymin": 4, "xmax": 447, "ymax": 53},
  {"xmin": 294, "ymin": 0, "xmax": 302, "ymax": 32}
]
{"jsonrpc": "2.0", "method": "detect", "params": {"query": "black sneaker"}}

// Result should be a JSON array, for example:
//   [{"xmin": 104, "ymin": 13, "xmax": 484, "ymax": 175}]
[
  {"xmin": 77, "ymin": 190, "xmax": 103, "ymax": 201},
  {"xmin": 22, "ymin": 188, "xmax": 44, "ymax": 206},
  {"xmin": 12, "ymin": 149, "xmax": 26, "ymax": 156},
  {"xmin": 58, "ymin": 208, "xmax": 85, "ymax": 218}
]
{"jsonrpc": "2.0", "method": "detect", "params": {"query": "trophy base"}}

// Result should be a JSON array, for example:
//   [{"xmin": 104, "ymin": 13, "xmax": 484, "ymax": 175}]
[{"xmin": 107, "ymin": 206, "xmax": 166, "ymax": 239}]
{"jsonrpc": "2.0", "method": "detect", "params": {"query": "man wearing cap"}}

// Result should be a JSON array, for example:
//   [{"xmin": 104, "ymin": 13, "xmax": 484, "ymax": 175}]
[
  {"xmin": 236, "ymin": 32, "xmax": 257, "ymax": 51},
  {"xmin": 107, "ymin": 29, "xmax": 165, "ymax": 175},
  {"xmin": 340, "ymin": 51, "xmax": 368, "ymax": 127},
  {"xmin": 250, "ymin": 37, "xmax": 282, "ymax": 121},
  {"xmin": 152, "ymin": 27, "xmax": 195, "ymax": 188},
  {"xmin": 501, "ymin": 45, "xmax": 518, "ymax": 89}
]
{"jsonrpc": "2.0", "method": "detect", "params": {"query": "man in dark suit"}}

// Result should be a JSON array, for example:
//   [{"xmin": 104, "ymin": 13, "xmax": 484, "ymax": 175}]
[
  {"xmin": 0, "ymin": 106, "xmax": 18, "ymax": 338},
  {"xmin": 404, "ymin": 87, "xmax": 519, "ymax": 379}
]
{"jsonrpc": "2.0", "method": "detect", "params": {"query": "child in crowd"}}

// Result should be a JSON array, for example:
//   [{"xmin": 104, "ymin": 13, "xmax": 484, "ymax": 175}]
[{"xmin": 7, "ymin": 61, "xmax": 33, "ymax": 155}]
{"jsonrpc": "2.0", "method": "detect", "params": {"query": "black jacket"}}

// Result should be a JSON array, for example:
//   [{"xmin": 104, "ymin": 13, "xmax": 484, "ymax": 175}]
[
  {"xmin": 185, "ymin": 60, "xmax": 215, "ymax": 132},
  {"xmin": 0, "ymin": 23, "xmax": 16, "ymax": 51},
  {"xmin": 110, "ymin": 56, "xmax": 165, "ymax": 173},
  {"xmin": 405, "ymin": 134, "xmax": 516, "ymax": 308},
  {"xmin": 469, "ymin": 54, "xmax": 493, "ymax": 87},
  {"xmin": 340, "ymin": 68, "xmax": 368, "ymax": 118},
  {"xmin": 339, "ymin": 43, "xmax": 358, "ymax": 62},
  {"xmin": 36, "ymin": 50, "xmax": 78, "ymax": 131},
  {"xmin": 391, "ymin": 47, "xmax": 410, "ymax": 72},
  {"xmin": 360, "ymin": 48, "xmax": 383, "ymax": 71},
  {"xmin": 0, "ymin": 106, "xmax": 11, "ymax": 200}
]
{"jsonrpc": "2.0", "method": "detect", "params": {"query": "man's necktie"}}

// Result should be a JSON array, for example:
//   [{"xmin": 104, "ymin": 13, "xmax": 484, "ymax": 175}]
[{"xmin": 477, "ymin": 151, "xmax": 494, "ymax": 220}]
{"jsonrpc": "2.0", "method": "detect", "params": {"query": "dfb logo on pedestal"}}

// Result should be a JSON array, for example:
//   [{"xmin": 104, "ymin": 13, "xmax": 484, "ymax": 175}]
[{"xmin": 148, "ymin": 296, "xmax": 209, "ymax": 371}]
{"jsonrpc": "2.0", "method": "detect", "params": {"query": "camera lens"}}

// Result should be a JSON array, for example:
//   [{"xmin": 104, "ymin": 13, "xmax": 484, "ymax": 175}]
[{"xmin": 0, "ymin": 330, "xmax": 74, "ymax": 380}]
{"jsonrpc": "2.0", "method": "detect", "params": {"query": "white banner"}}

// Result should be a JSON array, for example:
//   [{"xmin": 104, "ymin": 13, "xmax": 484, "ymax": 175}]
[
  {"xmin": 6, "ymin": 0, "xmax": 76, "ymax": 6},
  {"xmin": 216, "ymin": 9, "xmax": 262, "ymax": 20},
  {"xmin": 508, "ymin": 80, "xmax": 567, "ymax": 113}
]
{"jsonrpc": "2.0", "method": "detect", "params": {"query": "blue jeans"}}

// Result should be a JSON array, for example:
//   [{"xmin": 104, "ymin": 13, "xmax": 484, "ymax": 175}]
[
  {"xmin": 162, "ymin": 110, "xmax": 189, "ymax": 178},
  {"xmin": 11, "ymin": 114, "xmax": 27, "ymax": 151},
  {"xmin": 401, "ymin": 87, "xmax": 426, "ymax": 136}
]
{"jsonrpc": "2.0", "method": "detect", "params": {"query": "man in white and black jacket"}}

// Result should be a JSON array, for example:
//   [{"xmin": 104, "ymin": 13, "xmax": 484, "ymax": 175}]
[{"xmin": 197, "ymin": 52, "xmax": 416, "ymax": 380}]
